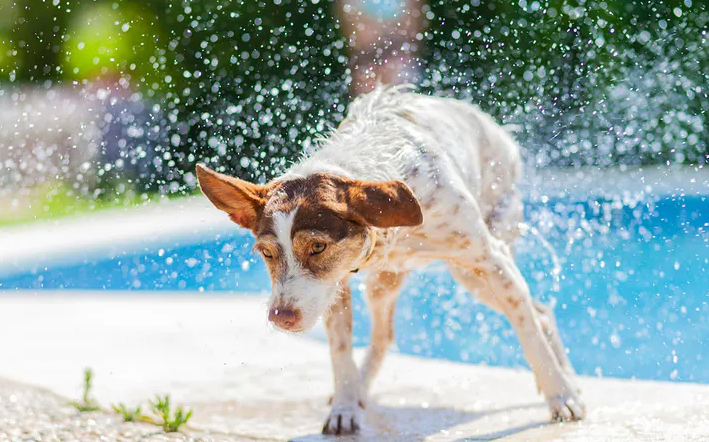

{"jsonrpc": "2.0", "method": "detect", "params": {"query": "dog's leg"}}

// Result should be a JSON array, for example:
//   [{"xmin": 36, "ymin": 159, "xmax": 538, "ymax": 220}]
[
  {"xmin": 450, "ymin": 266, "xmax": 577, "ymax": 384},
  {"xmin": 454, "ymin": 237, "xmax": 585, "ymax": 421},
  {"xmin": 360, "ymin": 271, "xmax": 408, "ymax": 395},
  {"xmin": 322, "ymin": 284, "xmax": 364, "ymax": 435},
  {"xmin": 534, "ymin": 300, "xmax": 577, "ymax": 379},
  {"xmin": 449, "ymin": 265, "xmax": 502, "ymax": 311}
]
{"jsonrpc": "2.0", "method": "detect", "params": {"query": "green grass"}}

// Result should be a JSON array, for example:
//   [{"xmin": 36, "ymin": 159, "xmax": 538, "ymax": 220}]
[
  {"xmin": 69, "ymin": 368, "xmax": 101, "ymax": 412},
  {"xmin": 111, "ymin": 403, "xmax": 143, "ymax": 422},
  {"xmin": 150, "ymin": 394, "xmax": 193, "ymax": 433},
  {"xmin": 66, "ymin": 368, "xmax": 197, "ymax": 433},
  {"xmin": 0, "ymin": 183, "xmax": 177, "ymax": 227}
]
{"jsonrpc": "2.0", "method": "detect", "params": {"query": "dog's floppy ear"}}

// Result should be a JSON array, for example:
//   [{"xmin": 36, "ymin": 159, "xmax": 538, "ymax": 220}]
[
  {"xmin": 341, "ymin": 179, "xmax": 423, "ymax": 228},
  {"xmin": 196, "ymin": 164, "xmax": 271, "ymax": 231}
]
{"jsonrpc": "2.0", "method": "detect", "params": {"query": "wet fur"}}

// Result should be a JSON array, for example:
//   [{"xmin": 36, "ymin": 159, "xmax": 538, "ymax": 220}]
[{"xmin": 197, "ymin": 85, "xmax": 585, "ymax": 435}]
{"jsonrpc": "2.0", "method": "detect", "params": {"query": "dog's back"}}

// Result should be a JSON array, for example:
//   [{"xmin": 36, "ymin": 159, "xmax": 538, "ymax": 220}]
[
  {"xmin": 394, "ymin": 92, "xmax": 523, "ymax": 241},
  {"xmin": 288, "ymin": 86, "xmax": 524, "ymax": 242}
]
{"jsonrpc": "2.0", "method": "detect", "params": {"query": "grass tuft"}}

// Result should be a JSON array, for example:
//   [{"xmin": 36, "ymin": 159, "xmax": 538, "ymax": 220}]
[
  {"xmin": 150, "ymin": 394, "xmax": 193, "ymax": 433},
  {"xmin": 69, "ymin": 367, "xmax": 100, "ymax": 412},
  {"xmin": 66, "ymin": 368, "xmax": 195, "ymax": 432},
  {"xmin": 111, "ymin": 403, "xmax": 143, "ymax": 422}
]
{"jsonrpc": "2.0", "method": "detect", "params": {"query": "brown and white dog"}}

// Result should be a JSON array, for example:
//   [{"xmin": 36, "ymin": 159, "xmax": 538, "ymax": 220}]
[{"xmin": 196, "ymin": 86, "xmax": 585, "ymax": 435}]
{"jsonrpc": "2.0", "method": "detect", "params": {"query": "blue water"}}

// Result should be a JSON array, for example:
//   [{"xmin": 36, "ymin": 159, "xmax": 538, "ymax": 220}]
[{"xmin": 3, "ymin": 196, "xmax": 709, "ymax": 383}]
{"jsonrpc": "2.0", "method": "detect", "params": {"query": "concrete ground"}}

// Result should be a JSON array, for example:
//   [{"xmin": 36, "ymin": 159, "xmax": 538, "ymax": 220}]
[{"xmin": 0, "ymin": 294, "xmax": 707, "ymax": 441}]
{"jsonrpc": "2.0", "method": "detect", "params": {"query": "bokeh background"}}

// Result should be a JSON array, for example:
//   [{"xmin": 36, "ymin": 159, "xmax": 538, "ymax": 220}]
[{"xmin": 1, "ymin": 0, "xmax": 707, "ymax": 225}]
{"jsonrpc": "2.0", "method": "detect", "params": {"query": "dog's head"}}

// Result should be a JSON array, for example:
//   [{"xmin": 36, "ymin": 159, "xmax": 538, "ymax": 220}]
[{"xmin": 196, "ymin": 164, "xmax": 423, "ymax": 332}]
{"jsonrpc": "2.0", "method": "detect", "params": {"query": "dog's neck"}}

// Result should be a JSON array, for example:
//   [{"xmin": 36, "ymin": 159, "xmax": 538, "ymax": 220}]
[
  {"xmin": 284, "ymin": 88, "xmax": 417, "ymax": 183},
  {"xmin": 284, "ymin": 121, "xmax": 410, "ymax": 183}
]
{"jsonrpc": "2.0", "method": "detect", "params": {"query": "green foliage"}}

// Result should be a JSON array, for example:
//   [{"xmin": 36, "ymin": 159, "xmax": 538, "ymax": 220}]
[
  {"xmin": 111, "ymin": 403, "xmax": 143, "ymax": 422},
  {"xmin": 69, "ymin": 368, "xmax": 100, "ymax": 412},
  {"xmin": 150, "ymin": 394, "xmax": 193, "ymax": 433},
  {"xmin": 1, "ymin": 0, "xmax": 707, "ymax": 195},
  {"xmin": 64, "ymin": 369, "xmax": 195, "ymax": 433},
  {"xmin": 61, "ymin": 2, "xmax": 166, "ymax": 91}
]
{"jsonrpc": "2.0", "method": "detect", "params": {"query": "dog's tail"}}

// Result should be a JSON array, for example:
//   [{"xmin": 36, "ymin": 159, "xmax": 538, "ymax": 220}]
[{"xmin": 519, "ymin": 222, "xmax": 561, "ymax": 293}]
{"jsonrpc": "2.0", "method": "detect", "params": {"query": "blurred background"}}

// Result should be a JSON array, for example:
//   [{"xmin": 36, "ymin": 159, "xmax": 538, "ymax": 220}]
[{"xmin": 0, "ymin": 0, "xmax": 707, "ymax": 224}]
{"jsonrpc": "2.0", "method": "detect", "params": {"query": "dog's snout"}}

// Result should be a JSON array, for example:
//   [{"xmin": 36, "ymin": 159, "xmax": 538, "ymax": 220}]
[{"xmin": 268, "ymin": 307, "xmax": 302, "ymax": 331}]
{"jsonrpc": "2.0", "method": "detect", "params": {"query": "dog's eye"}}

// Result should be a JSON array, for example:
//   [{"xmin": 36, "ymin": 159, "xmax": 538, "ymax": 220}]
[
  {"xmin": 311, "ymin": 242, "xmax": 326, "ymax": 255},
  {"xmin": 262, "ymin": 249, "xmax": 273, "ymax": 259}
]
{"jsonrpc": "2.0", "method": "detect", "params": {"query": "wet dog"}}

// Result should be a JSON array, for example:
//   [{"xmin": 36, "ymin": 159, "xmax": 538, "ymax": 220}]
[{"xmin": 196, "ymin": 86, "xmax": 585, "ymax": 435}]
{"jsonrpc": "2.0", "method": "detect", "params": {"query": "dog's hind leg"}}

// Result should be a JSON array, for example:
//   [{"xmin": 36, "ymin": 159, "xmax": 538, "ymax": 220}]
[
  {"xmin": 450, "ymin": 266, "xmax": 578, "ymax": 394},
  {"xmin": 449, "ymin": 265, "xmax": 502, "ymax": 311},
  {"xmin": 322, "ymin": 284, "xmax": 364, "ymax": 435},
  {"xmin": 534, "ymin": 300, "xmax": 577, "ymax": 379},
  {"xmin": 450, "ymin": 236, "xmax": 585, "ymax": 422},
  {"xmin": 360, "ymin": 271, "xmax": 408, "ymax": 396}
]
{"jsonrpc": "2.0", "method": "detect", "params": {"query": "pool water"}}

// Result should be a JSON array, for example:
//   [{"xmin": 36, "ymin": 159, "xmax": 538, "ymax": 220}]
[{"xmin": 3, "ymin": 196, "xmax": 709, "ymax": 383}]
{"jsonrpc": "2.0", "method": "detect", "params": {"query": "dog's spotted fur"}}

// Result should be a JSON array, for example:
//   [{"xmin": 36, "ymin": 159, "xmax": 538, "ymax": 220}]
[{"xmin": 197, "ymin": 86, "xmax": 585, "ymax": 434}]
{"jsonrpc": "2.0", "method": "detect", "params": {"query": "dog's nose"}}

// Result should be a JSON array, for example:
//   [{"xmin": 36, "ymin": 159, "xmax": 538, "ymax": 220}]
[{"xmin": 268, "ymin": 307, "xmax": 302, "ymax": 330}]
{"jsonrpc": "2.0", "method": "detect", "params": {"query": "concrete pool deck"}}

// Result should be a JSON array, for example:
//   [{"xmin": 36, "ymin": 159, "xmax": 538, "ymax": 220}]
[{"xmin": 1, "ymin": 294, "xmax": 708, "ymax": 441}]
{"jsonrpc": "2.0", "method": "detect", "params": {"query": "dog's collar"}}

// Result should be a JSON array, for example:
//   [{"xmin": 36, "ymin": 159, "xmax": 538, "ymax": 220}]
[{"xmin": 351, "ymin": 230, "xmax": 377, "ymax": 274}]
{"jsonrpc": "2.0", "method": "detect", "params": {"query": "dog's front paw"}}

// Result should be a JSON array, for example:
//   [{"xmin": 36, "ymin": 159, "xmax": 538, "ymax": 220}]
[
  {"xmin": 547, "ymin": 392, "xmax": 586, "ymax": 422},
  {"xmin": 322, "ymin": 403, "xmax": 363, "ymax": 435},
  {"xmin": 327, "ymin": 395, "xmax": 367, "ymax": 409}
]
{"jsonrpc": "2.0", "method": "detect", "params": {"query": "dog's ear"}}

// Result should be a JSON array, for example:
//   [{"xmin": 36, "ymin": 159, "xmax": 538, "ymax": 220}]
[
  {"xmin": 196, "ymin": 164, "xmax": 271, "ymax": 231},
  {"xmin": 341, "ymin": 179, "xmax": 423, "ymax": 228}
]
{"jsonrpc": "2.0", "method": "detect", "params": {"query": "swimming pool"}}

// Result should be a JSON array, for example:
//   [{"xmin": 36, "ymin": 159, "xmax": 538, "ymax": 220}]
[{"xmin": 2, "ymin": 195, "xmax": 708, "ymax": 383}]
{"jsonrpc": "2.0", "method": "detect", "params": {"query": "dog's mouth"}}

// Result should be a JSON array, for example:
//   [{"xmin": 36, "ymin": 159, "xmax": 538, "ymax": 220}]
[
  {"xmin": 268, "ymin": 307, "xmax": 320, "ymax": 334},
  {"xmin": 279, "ymin": 325, "xmax": 307, "ymax": 334},
  {"xmin": 271, "ymin": 321, "xmax": 315, "ymax": 334}
]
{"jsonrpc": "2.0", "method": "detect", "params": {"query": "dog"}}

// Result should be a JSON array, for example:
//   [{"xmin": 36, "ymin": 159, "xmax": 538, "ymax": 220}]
[{"xmin": 196, "ymin": 86, "xmax": 585, "ymax": 435}]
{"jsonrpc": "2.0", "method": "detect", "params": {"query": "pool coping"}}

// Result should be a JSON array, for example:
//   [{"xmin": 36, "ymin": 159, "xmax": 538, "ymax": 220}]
[
  {"xmin": 0, "ymin": 293, "xmax": 707, "ymax": 442},
  {"xmin": 0, "ymin": 198, "xmax": 237, "ymax": 278},
  {"xmin": 1, "ymin": 165, "xmax": 707, "ymax": 278},
  {"xmin": 521, "ymin": 164, "xmax": 709, "ymax": 199}
]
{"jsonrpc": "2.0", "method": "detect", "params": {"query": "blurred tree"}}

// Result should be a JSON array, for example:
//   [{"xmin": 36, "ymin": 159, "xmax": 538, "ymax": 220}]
[
  {"xmin": 0, "ymin": 0, "xmax": 707, "ymax": 197},
  {"xmin": 7, "ymin": 0, "xmax": 68, "ymax": 82},
  {"xmin": 0, "ymin": 0, "xmax": 20, "ymax": 78},
  {"xmin": 62, "ymin": 1, "xmax": 167, "ymax": 94}
]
